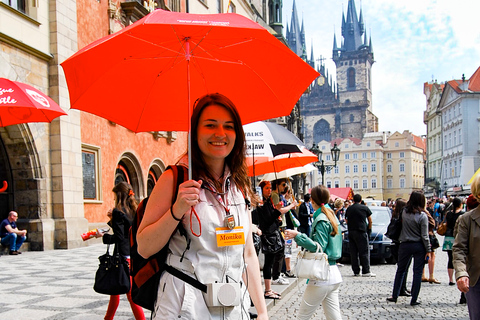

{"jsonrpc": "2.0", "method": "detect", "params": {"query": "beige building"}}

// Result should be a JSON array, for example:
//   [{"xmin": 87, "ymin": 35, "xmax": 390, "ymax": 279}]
[
  {"xmin": 310, "ymin": 131, "xmax": 425, "ymax": 201},
  {"xmin": 383, "ymin": 131, "xmax": 425, "ymax": 201}
]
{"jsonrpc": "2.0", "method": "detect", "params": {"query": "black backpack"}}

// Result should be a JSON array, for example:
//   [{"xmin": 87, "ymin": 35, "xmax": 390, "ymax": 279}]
[{"xmin": 129, "ymin": 165, "xmax": 206, "ymax": 311}]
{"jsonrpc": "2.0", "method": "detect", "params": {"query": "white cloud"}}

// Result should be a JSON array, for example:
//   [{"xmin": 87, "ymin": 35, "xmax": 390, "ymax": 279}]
[{"xmin": 284, "ymin": 0, "xmax": 480, "ymax": 136}]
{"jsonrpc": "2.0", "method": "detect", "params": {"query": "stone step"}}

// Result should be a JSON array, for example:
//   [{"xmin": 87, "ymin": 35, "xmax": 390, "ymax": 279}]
[{"xmin": 0, "ymin": 241, "xmax": 30, "ymax": 255}]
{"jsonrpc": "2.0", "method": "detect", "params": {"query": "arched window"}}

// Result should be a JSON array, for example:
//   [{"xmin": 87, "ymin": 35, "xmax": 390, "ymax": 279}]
[
  {"xmin": 313, "ymin": 119, "xmax": 331, "ymax": 143},
  {"xmin": 347, "ymin": 67, "xmax": 356, "ymax": 89},
  {"xmin": 114, "ymin": 153, "xmax": 144, "ymax": 198},
  {"xmin": 147, "ymin": 159, "xmax": 167, "ymax": 196}
]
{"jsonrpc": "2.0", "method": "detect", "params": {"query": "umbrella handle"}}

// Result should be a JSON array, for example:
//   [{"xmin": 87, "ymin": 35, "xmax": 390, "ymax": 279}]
[{"xmin": 0, "ymin": 180, "xmax": 7, "ymax": 193}]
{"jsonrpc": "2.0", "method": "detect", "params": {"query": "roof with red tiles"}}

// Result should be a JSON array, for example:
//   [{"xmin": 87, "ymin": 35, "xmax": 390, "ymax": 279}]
[
  {"xmin": 468, "ymin": 66, "xmax": 480, "ymax": 92},
  {"xmin": 412, "ymin": 134, "xmax": 426, "ymax": 151}
]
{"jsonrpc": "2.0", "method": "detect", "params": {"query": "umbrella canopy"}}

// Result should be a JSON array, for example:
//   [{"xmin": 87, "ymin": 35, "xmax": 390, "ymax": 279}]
[
  {"xmin": 61, "ymin": 9, "xmax": 319, "ymax": 133},
  {"xmin": 261, "ymin": 164, "xmax": 316, "ymax": 181},
  {"xmin": 244, "ymin": 121, "xmax": 305, "ymax": 158},
  {"xmin": 247, "ymin": 147, "xmax": 318, "ymax": 177},
  {"xmin": 0, "ymin": 78, "xmax": 67, "ymax": 127}
]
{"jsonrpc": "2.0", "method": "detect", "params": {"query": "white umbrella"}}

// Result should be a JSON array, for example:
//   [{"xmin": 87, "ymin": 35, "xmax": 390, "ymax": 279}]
[
  {"xmin": 261, "ymin": 164, "xmax": 317, "ymax": 181},
  {"xmin": 244, "ymin": 121, "xmax": 305, "ymax": 158}
]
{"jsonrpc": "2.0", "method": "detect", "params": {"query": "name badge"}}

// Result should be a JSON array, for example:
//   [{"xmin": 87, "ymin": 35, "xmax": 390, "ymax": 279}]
[{"xmin": 216, "ymin": 227, "xmax": 245, "ymax": 247}]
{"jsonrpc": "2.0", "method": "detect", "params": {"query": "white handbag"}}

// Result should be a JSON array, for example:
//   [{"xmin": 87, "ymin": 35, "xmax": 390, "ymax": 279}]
[{"xmin": 295, "ymin": 242, "xmax": 330, "ymax": 281}]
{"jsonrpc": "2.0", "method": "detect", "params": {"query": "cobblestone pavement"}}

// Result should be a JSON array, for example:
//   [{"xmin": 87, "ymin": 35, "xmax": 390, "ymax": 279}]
[
  {"xmin": 0, "ymin": 237, "xmax": 470, "ymax": 320},
  {"xmin": 269, "ymin": 238, "xmax": 470, "ymax": 320}
]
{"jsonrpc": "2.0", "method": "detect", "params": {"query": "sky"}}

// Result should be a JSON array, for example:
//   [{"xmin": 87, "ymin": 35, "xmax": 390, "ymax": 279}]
[{"xmin": 282, "ymin": 0, "xmax": 480, "ymax": 137}]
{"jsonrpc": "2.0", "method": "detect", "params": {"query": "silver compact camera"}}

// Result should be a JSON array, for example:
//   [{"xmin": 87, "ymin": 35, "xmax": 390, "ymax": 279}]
[{"xmin": 204, "ymin": 282, "xmax": 241, "ymax": 307}]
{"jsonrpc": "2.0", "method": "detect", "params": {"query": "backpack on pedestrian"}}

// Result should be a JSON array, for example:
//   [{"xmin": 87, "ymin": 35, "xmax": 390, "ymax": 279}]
[{"xmin": 129, "ymin": 165, "xmax": 206, "ymax": 311}]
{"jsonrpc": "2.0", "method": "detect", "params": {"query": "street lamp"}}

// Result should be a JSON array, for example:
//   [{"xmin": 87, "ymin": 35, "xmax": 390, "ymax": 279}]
[
  {"xmin": 444, "ymin": 181, "xmax": 448, "ymax": 197},
  {"xmin": 309, "ymin": 142, "xmax": 341, "ymax": 185}
]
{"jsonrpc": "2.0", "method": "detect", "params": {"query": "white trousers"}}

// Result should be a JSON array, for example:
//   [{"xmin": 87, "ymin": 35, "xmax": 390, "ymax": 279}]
[{"xmin": 297, "ymin": 283, "xmax": 342, "ymax": 320}]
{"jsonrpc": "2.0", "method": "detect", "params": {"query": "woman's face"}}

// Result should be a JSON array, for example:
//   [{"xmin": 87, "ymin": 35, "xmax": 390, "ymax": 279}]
[
  {"xmin": 197, "ymin": 104, "xmax": 236, "ymax": 165},
  {"xmin": 262, "ymin": 182, "xmax": 272, "ymax": 198}
]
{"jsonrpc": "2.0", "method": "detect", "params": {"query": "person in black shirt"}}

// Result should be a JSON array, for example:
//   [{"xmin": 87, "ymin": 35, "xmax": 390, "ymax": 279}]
[{"xmin": 345, "ymin": 194, "xmax": 375, "ymax": 277}]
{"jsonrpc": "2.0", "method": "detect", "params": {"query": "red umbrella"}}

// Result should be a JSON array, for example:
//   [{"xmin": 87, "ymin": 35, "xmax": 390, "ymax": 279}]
[
  {"xmin": 246, "ymin": 147, "xmax": 318, "ymax": 177},
  {"xmin": 61, "ymin": 9, "xmax": 318, "ymax": 132},
  {"xmin": 0, "ymin": 78, "xmax": 67, "ymax": 127}
]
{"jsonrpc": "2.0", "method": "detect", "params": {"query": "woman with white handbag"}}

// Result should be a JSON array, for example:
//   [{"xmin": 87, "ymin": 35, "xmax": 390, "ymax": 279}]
[{"xmin": 284, "ymin": 185, "xmax": 343, "ymax": 320}]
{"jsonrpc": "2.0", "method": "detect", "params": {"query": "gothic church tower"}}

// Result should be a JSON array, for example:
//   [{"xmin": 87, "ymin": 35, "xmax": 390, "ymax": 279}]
[
  {"xmin": 332, "ymin": 0, "xmax": 377, "ymax": 137},
  {"xmin": 301, "ymin": 0, "xmax": 377, "ymax": 146}
]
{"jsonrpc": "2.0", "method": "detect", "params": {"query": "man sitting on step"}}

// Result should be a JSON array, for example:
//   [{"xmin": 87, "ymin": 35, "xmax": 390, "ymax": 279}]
[{"xmin": 1, "ymin": 211, "xmax": 27, "ymax": 255}]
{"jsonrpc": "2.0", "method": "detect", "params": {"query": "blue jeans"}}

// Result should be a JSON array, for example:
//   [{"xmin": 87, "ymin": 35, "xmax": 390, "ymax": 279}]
[
  {"xmin": 392, "ymin": 241, "xmax": 426, "ymax": 303},
  {"xmin": 1, "ymin": 233, "xmax": 26, "ymax": 251}
]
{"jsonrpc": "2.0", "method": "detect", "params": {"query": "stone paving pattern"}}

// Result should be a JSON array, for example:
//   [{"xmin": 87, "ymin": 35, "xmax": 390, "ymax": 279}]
[
  {"xmin": 0, "ymin": 236, "xmax": 470, "ymax": 319},
  {"xmin": 269, "ymin": 237, "xmax": 469, "ymax": 320}
]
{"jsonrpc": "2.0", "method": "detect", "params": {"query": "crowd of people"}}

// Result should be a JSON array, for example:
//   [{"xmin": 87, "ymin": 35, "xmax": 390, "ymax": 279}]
[
  {"xmin": 3, "ymin": 91, "xmax": 479, "ymax": 320},
  {"xmin": 250, "ymin": 178, "xmax": 480, "ymax": 319}
]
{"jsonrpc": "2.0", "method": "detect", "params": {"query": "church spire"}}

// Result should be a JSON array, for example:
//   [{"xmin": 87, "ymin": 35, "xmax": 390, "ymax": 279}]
[
  {"xmin": 333, "ymin": 33, "xmax": 339, "ymax": 59},
  {"xmin": 341, "ymin": 0, "xmax": 363, "ymax": 52},
  {"xmin": 286, "ymin": 0, "xmax": 304, "ymax": 57},
  {"xmin": 359, "ymin": 6, "xmax": 365, "ymax": 34},
  {"xmin": 308, "ymin": 42, "xmax": 315, "ymax": 69}
]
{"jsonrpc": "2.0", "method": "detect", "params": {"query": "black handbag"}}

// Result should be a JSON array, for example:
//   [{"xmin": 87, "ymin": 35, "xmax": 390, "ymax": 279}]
[
  {"xmin": 386, "ymin": 209, "xmax": 403, "ymax": 242},
  {"xmin": 94, "ymin": 245, "xmax": 131, "ymax": 295},
  {"xmin": 429, "ymin": 233, "xmax": 440, "ymax": 249},
  {"xmin": 261, "ymin": 230, "xmax": 285, "ymax": 254}
]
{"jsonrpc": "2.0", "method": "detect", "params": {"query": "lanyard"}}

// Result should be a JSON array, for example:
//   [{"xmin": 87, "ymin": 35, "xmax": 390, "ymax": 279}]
[{"xmin": 202, "ymin": 180, "xmax": 235, "ymax": 229}]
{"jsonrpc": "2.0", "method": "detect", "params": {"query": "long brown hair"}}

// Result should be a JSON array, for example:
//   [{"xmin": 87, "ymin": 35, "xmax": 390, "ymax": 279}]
[
  {"xmin": 311, "ymin": 185, "xmax": 338, "ymax": 236},
  {"xmin": 405, "ymin": 191, "xmax": 426, "ymax": 214},
  {"xmin": 190, "ymin": 93, "xmax": 254, "ymax": 201},
  {"xmin": 393, "ymin": 198, "xmax": 407, "ymax": 219},
  {"xmin": 112, "ymin": 181, "xmax": 137, "ymax": 219}
]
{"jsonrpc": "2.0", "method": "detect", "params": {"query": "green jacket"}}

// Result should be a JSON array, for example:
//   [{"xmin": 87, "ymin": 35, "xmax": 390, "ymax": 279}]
[{"xmin": 294, "ymin": 208, "xmax": 342, "ymax": 265}]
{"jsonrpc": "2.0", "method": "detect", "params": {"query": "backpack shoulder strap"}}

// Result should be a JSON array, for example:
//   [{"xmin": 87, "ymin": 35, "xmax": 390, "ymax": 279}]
[{"xmin": 168, "ymin": 165, "xmax": 188, "ymax": 205}]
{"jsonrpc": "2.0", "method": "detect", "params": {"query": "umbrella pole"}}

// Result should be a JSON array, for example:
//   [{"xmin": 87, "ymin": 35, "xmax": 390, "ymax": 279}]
[
  {"xmin": 252, "ymin": 143, "xmax": 255, "ymax": 181},
  {"xmin": 186, "ymin": 39, "xmax": 193, "ymax": 180}
]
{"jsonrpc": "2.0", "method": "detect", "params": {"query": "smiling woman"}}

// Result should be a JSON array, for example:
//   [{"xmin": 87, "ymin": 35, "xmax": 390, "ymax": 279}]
[
  {"xmin": 196, "ymin": 105, "xmax": 236, "ymax": 179},
  {"xmin": 136, "ymin": 93, "xmax": 269, "ymax": 320}
]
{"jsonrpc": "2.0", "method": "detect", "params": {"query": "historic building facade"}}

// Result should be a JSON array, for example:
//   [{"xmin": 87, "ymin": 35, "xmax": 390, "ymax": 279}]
[
  {"xmin": 297, "ymin": 0, "xmax": 378, "ymax": 149},
  {"xmin": 1, "ymin": 0, "xmax": 276, "ymax": 250},
  {"xmin": 311, "ymin": 131, "xmax": 425, "ymax": 201},
  {"xmin": 423, "ymin": 81, "xmax": 444, "ymax": 197},
  {"xmin": 437, "ymin": 67, "xmax": 480, "ymax": 193}
]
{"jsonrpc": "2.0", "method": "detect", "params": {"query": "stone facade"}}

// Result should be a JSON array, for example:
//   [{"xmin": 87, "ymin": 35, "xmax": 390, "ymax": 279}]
[
  {"xmin": 299, "ymin": 0, "xmax": 377, "ymax": 147},
  {"xmin": 437, "ymin": 68, "xmax": 480, "ymax": 192},
  {"xmin": 0, "ymin": 0, "xmax": 277, "ymax": 251},
  {"xmin": 312, "ymin": 131, "xmax": 425, "ymax": 201},
  {"xmin": 423, "ymin": 81, "xmax": 444, "ymax": 197}
]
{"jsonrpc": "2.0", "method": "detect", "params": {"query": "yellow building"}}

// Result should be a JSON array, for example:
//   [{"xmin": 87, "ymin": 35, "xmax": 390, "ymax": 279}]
[{"xmin": 311, "ymin": 131, "xmax": 425, "ymax": 201}]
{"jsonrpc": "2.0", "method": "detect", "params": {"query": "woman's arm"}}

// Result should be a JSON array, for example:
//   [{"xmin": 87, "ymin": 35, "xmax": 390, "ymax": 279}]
[
  {"xmin": 289, "ymin": 220, "xmax": 330, "ymax": 252},
  {"xmin": 137, "ymin": 169, "xmax": 201, "ymax": 258},
  {"xmin": 420, "ymin": 213, "xmax": 431, "ymax": 252},
  {"xmin": 103, "ymin": 209, "xmax": 125, "ymax": 245},
  {"xmin": 243, "ymin": 214, "xmax": 268, "ymax": 320}
]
